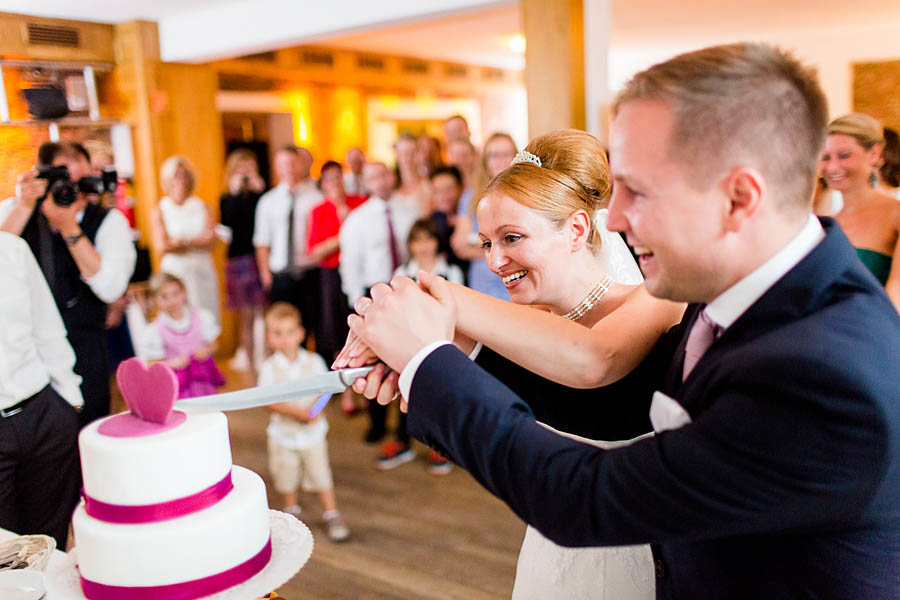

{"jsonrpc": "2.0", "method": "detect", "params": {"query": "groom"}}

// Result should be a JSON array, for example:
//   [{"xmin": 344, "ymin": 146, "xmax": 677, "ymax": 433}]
[{"xmin": 348, "ymin": 43, "xmax": 900, "ymax": 598}]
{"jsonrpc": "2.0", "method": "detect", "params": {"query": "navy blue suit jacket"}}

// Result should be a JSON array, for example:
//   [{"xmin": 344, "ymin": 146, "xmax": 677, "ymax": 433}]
[{"xmin": 407, "ymin": 219, "xmax": 900, "ymax": 599}]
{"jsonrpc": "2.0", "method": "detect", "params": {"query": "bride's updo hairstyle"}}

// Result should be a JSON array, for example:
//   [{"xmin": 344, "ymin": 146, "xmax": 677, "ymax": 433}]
[{"xmin": 482, "ymin": 129, "xmax": 611, "ymax": 253}]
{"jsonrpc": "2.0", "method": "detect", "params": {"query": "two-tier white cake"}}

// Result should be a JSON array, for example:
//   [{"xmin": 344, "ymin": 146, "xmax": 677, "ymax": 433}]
[{"xmin": 72, "ymin": 409, "xmax": 272, "ymax": 599}]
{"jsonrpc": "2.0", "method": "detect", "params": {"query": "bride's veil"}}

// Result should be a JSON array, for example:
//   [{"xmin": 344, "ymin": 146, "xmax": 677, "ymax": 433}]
[{"xmin": 594, "ymin": 208, "xmax": 644, "ymax": 285}]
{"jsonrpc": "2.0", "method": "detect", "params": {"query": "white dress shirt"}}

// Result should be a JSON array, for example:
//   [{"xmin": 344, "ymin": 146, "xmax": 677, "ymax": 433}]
[
  {"xmin": 339, "ymin": 195, "xmax": 420, "ymax": 304},
  {"xmin": 0, "ymin": 198, "xmax": 137, "ymax": 304},
  {"xmin": 398, "ymin": 214, "xmax": 826, "ymax": 401},
  {"xmin": 0, "ymin": 232, "xmax": 83, "ymax": 409},
  {"xmin": 260, "ymin": 350, "xmax": 329, "ymax": 450},
  {"xmin": 252, "ymin": 180, "xmax": 323, "ymax": 273}
]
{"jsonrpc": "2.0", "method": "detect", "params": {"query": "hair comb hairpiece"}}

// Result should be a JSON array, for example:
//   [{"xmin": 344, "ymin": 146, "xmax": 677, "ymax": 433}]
[{"xmin": 511, "ymin": 150, "xmax": 542, "ymax": 168}]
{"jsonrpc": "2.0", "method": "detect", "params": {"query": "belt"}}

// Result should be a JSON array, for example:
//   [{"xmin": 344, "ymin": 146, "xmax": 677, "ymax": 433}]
[{"xmin": 0, "ymin": 394, "xmax": 36, "ymax": 418}]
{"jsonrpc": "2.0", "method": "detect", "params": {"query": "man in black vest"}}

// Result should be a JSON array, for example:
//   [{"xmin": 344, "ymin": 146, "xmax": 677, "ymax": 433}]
[{"xmin": 0, "ymin": 142, "xmax": 136, "ymax": 427}]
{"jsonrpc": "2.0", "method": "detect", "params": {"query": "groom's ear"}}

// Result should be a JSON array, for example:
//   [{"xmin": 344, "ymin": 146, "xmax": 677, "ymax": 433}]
[
  {"xmin": 567, "ymin": 209, "xmax": 592, "ymax": 252},
  {"xmin": 721, "ymin": 167, "xmax": 765, "ymax": 233}
]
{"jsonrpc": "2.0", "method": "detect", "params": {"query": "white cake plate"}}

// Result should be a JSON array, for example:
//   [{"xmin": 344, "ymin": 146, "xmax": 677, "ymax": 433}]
[{"xmin": 45, "ymin": 510, "xmax": 313, "ymax": 600}]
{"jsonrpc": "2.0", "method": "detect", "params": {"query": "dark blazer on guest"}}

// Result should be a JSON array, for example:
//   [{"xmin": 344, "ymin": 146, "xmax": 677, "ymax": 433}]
[{"xmin": 406, "ymin": 219, "xmax": 900, "ymax": 599}]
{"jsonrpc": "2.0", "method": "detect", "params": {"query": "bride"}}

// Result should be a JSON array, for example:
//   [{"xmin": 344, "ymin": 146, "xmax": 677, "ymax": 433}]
[{"xmin": 336, "ymin": 129, "xmax": 684, "ymax": 598}]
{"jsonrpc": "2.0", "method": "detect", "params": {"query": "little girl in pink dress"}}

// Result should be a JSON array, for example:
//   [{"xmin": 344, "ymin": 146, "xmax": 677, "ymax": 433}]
[{"xmin": 144, "ymin": 272, "xmax": 224, "ymax": 398}]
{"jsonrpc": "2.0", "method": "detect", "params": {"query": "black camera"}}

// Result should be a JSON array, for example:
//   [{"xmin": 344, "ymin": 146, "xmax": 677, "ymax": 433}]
[
  {"xmin": 36, "ymin": 164, "xmax": 77, "ymax": 207},
  {"xmin": 78, "ymin": 168, "xmax": 118, "ymax": 195},
  {"xmin": 36, "ymin": 165, "xmax": 118, "ymax": 207}
]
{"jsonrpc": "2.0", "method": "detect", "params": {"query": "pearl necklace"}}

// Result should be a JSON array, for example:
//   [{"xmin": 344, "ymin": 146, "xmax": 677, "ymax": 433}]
[{"xmin": 562, "ymin": 275, "xmax": 615, "ymax": 321}]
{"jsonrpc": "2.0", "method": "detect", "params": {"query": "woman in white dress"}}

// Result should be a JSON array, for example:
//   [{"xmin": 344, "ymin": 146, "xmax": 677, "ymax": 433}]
[
  {"xmin": 151, "ymin": 155, "xmax": 220, "ymax": 325},
  {"xmin": 338, "ymin": 130, "xmax": 685, "ymax": 598}
]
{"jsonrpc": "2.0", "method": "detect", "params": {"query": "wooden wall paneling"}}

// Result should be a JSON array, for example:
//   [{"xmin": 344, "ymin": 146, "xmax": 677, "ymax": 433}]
[
  {"xmin": 0, "ymin": 11, "xmax": 114, "ymax": 61},
  {"xmin": 853, "ymin": 60, "xmax": 900, "ymax": 132},
  {"xmin": 521, "ymin": 0, "xmax": 586, "ymax": 136}
]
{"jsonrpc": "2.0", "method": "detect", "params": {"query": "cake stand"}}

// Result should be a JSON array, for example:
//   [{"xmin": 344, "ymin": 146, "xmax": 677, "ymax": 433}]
[{"xmin": 45, "ymin": 510, "xmax": 313, "ymax": 599}]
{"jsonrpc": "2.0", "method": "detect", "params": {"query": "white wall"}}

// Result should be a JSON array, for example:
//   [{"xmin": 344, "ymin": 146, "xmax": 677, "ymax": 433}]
[{"xmin": 609, "ymin": 21, "xmax": 900, "ymax": 118}]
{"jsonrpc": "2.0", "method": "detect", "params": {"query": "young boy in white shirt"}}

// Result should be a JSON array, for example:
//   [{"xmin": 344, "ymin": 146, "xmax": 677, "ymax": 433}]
[{"xmin": 260, "ymin": 302, "xmax": 349, "ymax": 542}]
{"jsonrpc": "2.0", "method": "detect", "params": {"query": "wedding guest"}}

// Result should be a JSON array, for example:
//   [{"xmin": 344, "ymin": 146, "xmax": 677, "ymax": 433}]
[
  {"xmin": 307, "ymin": 160, "xmax": 367, "ymax": 363},
  {"xmin": 427, "ymin": 165, "xmax": 466, "ymax": 273},
  {"xmin": 377, "ymin": 218, "xmax": 464, "ymax": 474},
  {"xmin": 879, "ymin": 127, "xmax": 900, "ymax": 198},
  {"xmin": 347, "ymin": 43, "xmax": 900, "ymax": 598},
  {"xmin": 416, "ymin": 135, "xmax": 444, "ymax": 179},
  {"xmin": 0, "ymin": 232, "xmax": 82, "ymax": 549},
  {"xmin": 339, "ymin": 162, "xmax": 418, "ymax": 442},
  {"xmin": 144, "ymin": 272, "xmax": 224, "ymax": 399},
  {"xmin": 443, "ymin": 114, "xmax": 471, "ymax": 147},
  {"xmin": 820, "ymin": 113, "xmax": 900, "ymax": 309},
  {"xmin": 219, "ymin": 148, "xmax": 267, "ymax": 371},
  {"xmin": 1, "ymin": 141, "xmax": 136, "ymax": 427},
  {"xmin": 260, "ymin": 303, "xmax": 349, "ymax": 542},
  {"xmin": 253, "ymin": 146, "xmax": 323, "ymax": 355},
  {"xmin": 393, "ymin": 133, "xmax": 428, "ymax": 214},
  {"xmin": 451, "ymin": 132, "xmax": 518, "ymax": 300},
  {"xmin": 343, "ymin": 147, "xmax": 366, "ymax": 197},
  {"xmin": 152, "ymin": 155, "xmax": 220, "ymax": 325}
]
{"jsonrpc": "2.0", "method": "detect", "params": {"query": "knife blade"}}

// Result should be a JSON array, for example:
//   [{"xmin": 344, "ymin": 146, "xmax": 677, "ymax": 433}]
[{"xmin": 174, "ymin": 366, "xmax": 375, "ymax": 412}]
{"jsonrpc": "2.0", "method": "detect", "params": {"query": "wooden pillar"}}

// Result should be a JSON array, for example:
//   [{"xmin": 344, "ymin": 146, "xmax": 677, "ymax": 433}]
[
  {"xmin": 522, "ymin": 0, "xmax": 586, "ymax": 137},
  {"xmin": 114, "ymin": 21, "xmax": 233, "ymax": 354},
  {"xmin": 113, "ymin": 20, "xmax": 162, "ymax": 265}
]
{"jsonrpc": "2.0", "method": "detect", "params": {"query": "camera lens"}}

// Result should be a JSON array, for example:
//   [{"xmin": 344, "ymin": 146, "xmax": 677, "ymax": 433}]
[{"xmin": 50, "ymin": 180, "xmax": 78, "ymax": 206}]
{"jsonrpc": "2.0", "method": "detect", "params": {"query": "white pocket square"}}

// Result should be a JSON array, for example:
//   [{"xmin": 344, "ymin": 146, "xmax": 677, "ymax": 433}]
[{"xmin": 650, "ymin": 391, "xmax": 692, "ymax": 433}]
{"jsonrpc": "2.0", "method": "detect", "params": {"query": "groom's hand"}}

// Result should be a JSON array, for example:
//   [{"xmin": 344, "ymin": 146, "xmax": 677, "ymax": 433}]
[{"xmin": 348, "ymin": 274, "xmax": 457, "ymax": 373}]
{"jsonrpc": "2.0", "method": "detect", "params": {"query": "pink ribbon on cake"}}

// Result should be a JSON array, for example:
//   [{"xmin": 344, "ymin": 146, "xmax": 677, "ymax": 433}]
[
  {"xmin": 82, "ymin": 470, "xmax": 234, "ymax": 523},
  {"xmin": 79, "ymin": 535, "xmax": 272, "ymax": 600}
]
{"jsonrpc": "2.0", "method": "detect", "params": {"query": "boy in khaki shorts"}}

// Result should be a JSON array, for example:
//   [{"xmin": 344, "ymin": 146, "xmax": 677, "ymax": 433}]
[{"xmin": 260, "ymin": 302, "xmax": 349, "ymax": 542}]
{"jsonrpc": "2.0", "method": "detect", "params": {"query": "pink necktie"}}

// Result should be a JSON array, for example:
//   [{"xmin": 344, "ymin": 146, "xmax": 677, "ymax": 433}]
[{"xmin": 682, "ymin": 310, "xmax": 722, "ymax": 381}]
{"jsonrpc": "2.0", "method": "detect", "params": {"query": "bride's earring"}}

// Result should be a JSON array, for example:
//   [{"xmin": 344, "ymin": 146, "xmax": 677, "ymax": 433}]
[{"xmin": 869, "ymin": 169, "xmax": 878, "ymax": 187}]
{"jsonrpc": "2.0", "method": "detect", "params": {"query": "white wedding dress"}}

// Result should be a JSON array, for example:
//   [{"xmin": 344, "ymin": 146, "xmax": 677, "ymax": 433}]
[{"xmin": 511, "ymin": 211, "xmax": 657, "ymax": 600}]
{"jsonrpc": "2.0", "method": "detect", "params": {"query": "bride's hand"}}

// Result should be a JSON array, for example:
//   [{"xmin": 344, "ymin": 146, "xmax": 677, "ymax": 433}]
[{"xmin": 332, "ymin": 296, "xmax": 380, "ymax": 369}]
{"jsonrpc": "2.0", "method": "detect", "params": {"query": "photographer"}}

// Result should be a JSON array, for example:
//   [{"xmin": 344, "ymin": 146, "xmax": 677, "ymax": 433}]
[{"xmin": 0, "ymin": 141, "xmax": 136, "ymax": 427}]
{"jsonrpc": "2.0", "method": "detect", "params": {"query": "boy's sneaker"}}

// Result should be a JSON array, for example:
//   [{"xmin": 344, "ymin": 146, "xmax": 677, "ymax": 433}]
[
  {"xmin": 284, "ymin": 505, "xmax": 302, "ymax": 519},
  {"xmin": 427, "ymin": 450, "xmax": 453, "ymax": 475},
  {"xmin": 324, "ymin": 511, "xmax": 350, "ymax": 543},
  {"xmin": 377, "ymin": 441, "xmax": 416, "ymax": 470}
]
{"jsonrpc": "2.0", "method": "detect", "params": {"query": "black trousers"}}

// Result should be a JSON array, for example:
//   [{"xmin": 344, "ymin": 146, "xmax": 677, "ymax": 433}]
[
  {"xmin": 270, "ymin": 268, "xmax": 323, "ymax": 359},
  {"xmin": 316, "ymin": 268, "xmax": 351, "ymax": 362},
  {"xmin": 69, "ymin": 328, "xmax": 111, "ymax": 428},
  {"xmin": 0, "ymin": 385, "xmax": 81, "ymax": 548}
]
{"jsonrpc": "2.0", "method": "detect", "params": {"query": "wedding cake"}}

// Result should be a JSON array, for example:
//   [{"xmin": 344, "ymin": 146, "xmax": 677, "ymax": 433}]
[{"xmin": 71, "ymin": 359, "xmax": 272, "ymax": 599}]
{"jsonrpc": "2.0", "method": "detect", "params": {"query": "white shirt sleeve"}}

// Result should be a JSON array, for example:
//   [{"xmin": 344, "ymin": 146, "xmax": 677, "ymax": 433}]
[
  {"xmin": 0, "ymin": 197, "xmax": 16, "ymax": 225},
  {"xmin": 198, "ymin": 308, "xmax": 221, "ymax": 342},
  {"xmin": 142, "ymin": 322, "xmax": 165, "ymax": 360},
  {"xmin": 397, "ymin": 340, "xmax": 454, "ymax": 401},
  {"xmin": 252, "ymin": 192, "xmax": 273, "ymax": 249},
  {"xmin": 24, "ymin": 240, "xmax": 84, "ymax": 407},
  {"xmin": 339, "ymin": 214, "xmax": 365, "ymax": 304},
  {"xmin": 84, "ymin": 208, "xmax": 136, "ymax": 303}
]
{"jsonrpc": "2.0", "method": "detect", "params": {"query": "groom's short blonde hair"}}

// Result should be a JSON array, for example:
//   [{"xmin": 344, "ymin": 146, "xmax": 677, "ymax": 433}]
[{"xmin": 614, "ymin": 43, "xmax": 828, "ymax": 210}]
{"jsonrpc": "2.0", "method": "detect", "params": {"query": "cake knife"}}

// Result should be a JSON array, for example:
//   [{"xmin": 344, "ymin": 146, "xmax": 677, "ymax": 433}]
[{"xmin": 174, "ymin": 366, "xmax": 376, "ymax": 412}]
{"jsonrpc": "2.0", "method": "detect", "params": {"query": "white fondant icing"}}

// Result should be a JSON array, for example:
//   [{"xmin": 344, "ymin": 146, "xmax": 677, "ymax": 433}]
[
  {"xmin": 73, "ymin": 466, "xmax": 270, "ymax": 588},
  {"xmin": 80, "ymin": 411, "xmax": 231, "ymax": 504}
]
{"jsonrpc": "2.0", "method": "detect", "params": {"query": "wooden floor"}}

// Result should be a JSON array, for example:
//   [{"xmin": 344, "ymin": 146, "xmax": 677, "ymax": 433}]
[{"xmin": 164, "ymin": 364, "xmax": 525, "ymax": 599}]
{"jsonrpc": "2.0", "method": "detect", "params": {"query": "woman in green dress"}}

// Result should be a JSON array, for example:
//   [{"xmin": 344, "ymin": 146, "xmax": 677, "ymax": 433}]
[{"xmin": 819, "ymin": 113, "xmax": 900, "ymax": 312}]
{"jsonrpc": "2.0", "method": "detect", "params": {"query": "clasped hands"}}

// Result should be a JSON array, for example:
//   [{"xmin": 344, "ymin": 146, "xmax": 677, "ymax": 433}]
[{"xmin": 333, "ymin": 271, "xmax": 456, "ymax": 412}]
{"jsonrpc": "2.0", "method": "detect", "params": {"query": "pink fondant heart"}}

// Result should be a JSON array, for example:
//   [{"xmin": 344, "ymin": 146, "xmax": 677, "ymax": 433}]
[{"xmin": 116, "ymin": 358, "xmax": 179, "ymax": 424}]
